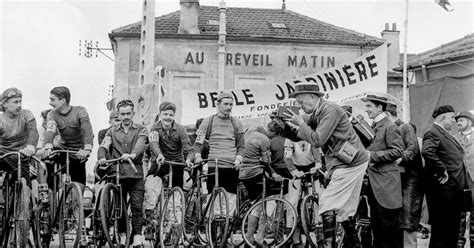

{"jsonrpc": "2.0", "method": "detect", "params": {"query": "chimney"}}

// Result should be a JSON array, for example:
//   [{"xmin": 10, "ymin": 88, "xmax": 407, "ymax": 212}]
[
  {"xmin": 178, "ymin": 0, "xmax": 200, "ymax": 34},
  {"xmin": 381, "ymin": 22, "xmax": 400, "ymax": 72}
]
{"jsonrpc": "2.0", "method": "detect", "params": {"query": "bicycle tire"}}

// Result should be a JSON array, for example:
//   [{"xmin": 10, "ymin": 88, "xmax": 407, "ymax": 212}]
[
  {"xmin": 159, "ymin": 187, "xmax": 186, "ymax": 247},
  {"xmin": 241, "ymin": 196, "xmax": 298, "ymax": 247},
  {"xmin": 99, "ymin": 183, "xmax": 130, "ymax": 247},
  {"xmin": 300, "ymin": 194, "xmax": 322, "ymax": 248},
  {"xmin": 58, "ymin": 182, "xmax": 84, "ymax": 248},
  {"xmin": 206, "ymin": 187, "xmax": 230, "ymax": 248},
  {"xmin": 182, "ymin": 189, "xmax": 208, "ymax": 247},
  {"xmin": 91, "ymin": 188, "xmax": 107, "ymax": 247},
  {"xmin": 7, "ymin": 179, "xmax": 29, "ymax": 248},
  {"xmin": 227, "ymin": 199, "xmax": 252, "ymax": 247},
  {"xmin": 30, "ymin": 193, "xmax": 39, "ymax": 247},
  {"xmin": 1, "ymin": 175, "xmax": 12, "ymax": 247}
]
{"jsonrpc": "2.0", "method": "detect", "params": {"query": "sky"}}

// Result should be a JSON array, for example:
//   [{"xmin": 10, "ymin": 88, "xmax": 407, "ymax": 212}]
[{"xmin": 1, "ymin": 0, "xmax": 472, "ymax": 174}]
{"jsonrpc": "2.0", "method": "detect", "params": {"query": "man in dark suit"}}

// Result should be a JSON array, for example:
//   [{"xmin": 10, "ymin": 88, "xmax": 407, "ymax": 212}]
[
  {"xmin": 422, "ymin": 105, "xmax": 468, "ymax": 248},
  {"xmin": 363, "ymin": 94, "xmax": 404, "ymax": 248},
  {"xmin": 385, "ymin": 104, "xmax": 424, "ymax": 248}
]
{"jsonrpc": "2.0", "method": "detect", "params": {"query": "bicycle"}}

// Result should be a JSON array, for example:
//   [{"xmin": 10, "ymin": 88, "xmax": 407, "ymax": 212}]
[
  {"xmin": 183, "ymin": 158, "xmax": 234, "ymax": 248},
  {"xmin": 34, "ymin": 150, "xmax": 85, "ymax": 248},
  {"xmin": 92, "ymin": 157, "xmax": 138, "ymax": 247},
  {"xmin": 0, "ymin": 151, "xmax": 45, "ymax": 248},
  {"xmin": 241, "ymin": 172, "xmax": 298, "ymax": 247}
]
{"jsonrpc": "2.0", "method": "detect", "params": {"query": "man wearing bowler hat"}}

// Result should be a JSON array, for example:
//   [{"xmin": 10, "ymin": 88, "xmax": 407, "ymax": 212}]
[
  {"xmin": 281, "ymin": 83, "xmax": 369, "ymax": 248},
  {"xmin": 422, "ymin": 105, "xmax": 468, "ymax": 248},
  {"xmin": 454, "ymin": 111, "xmax": 474, "ymax": 248}
]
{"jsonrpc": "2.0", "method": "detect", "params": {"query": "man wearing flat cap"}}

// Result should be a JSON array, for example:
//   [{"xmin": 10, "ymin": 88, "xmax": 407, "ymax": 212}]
[
  {"xmin": 281, "ymin": 84, "xmax": 369, "ymax": 248},
  {"xmin": 454, "ymin": 111, "xmax": 474, "ymax": 248},
  {"xmin": 422, "ymin": 105, "xmax": 468, "ymax": 248},
  {"xmin": 193, "ymin": 92, "xmax": 245, "ymax": 223},
  {"xmin": 0, "ymin": 87, "xmax": 39, "ymax": 229},
  {"xmin": 363, "ymin": 94, "xmax": 404, "ymax": 248},
  {"xmin": 385, "ymin": 103, "xmax": 423, "ymax": 248}
]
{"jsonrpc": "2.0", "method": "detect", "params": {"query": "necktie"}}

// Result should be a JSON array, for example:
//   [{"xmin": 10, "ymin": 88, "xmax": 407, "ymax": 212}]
[{"xmin": 371, "ymin": 121, "xmax": 377, "ymax": 129}]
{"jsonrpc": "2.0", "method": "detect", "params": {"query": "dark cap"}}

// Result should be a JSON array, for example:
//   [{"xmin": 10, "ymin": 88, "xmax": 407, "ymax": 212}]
[
  {"xmin": 267, "ymin": 120, "xmax": 283, "ymax": 133},
  {"xmin": 432, "ymin": 105, "xmax": 455, "ymax": 118},
  {"xmin": 361, "ymin": 94, "xmax": 390, "ymax": 104},
  {"xmin": 217, "ymin": 92, "xmax": 233, "ymax": 102},
  {"xmin": 455, "ymin": 111, "xmax": 473, "ymax": 124},
  {"xmin": 386, "ymin": 104, "xmax": 397, "ymax": 113},
  {"xmin": 289, "ymin": 84, "xmax": 324, "ymax": 98}
]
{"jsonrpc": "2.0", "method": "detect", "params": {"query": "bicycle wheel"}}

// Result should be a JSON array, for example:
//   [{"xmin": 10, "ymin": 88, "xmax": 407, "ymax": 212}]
[
  {"xmin": 99, "ymin": 183, "xmax": 130, "ymax": 247},
  {"xmin": 9, "ymin": 179, "xmax": 29, "ymax": 248},
  {"xmin": 206, "ymin": 187, "xmax": 230, "ymax": 248},
  {"xmin": 91, "ymin": 188, "xmax": 107, "ymax": 247},
  {"xmin": 183, "ymin": 189, "xmax": 207, "ymax": 247},
  {"xmin": 1, "ymin": 175, "xmax": 12, "ymax": 247},
  {"xmin": 58, "ymin": 182, "xmax": 84, "ymax": 248},
  {"xmin": 227, "ymin": 199, "xmax": 252, "ymax": 247},
  {"xmin": 242, "ymin": 196, "xmax": 298, "ymax": 247},
  {"xmin": 29, "ymin": 193, "xmax": 39, "ymax": 247},
  {"xmin": 301, "ymin": 194, "xmax": 323, "ymax": 248},
  {"xmin": 159, "ymin": 187, "xmax": 185, "ymax": 247}
]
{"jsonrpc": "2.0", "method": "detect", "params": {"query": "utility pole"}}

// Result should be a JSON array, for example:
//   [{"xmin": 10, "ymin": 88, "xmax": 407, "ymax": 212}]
[{"xmin": 217, "ymin": 0, "xmax": 227, "ymax": 90}]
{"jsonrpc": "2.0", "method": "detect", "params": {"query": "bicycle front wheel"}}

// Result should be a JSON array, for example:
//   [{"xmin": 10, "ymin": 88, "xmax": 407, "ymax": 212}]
[
  {"xmin": 242, "ymin": 196, "xmax": 298, "ymax": 247},
  {"xmin": 301, "ymin": 194, "xmax": 322, "ymax": 248},
  {"xmin": 58, "ymin": 182, "xmax": 84, "ymax": 248},
  {"xmin": 159, "ymin": 187, "xmax": 185, "ymax": 247},
  {"xmin": 11, "ymin": 179, "xmax": 30, "ymax": 248},
  {"xmin": 206, "ymin": 187, "xmax": 230, "ymax": 248},
  {"xmin": 99, "ymin": 183, "xmax": 129, "ymax": 247}
]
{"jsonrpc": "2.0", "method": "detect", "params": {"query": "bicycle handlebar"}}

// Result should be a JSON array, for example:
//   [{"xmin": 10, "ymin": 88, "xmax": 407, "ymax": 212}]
[
  {"xmin": 200, "ymin": 158, "xmax": 235, "ymax": 165},
  {"xmin": 0, "ymin": 152, "xmax": 47, "ymax": 174},
  {"xmin": 96, "ymin": 157, "xmax": 138, "ymax": 173}
]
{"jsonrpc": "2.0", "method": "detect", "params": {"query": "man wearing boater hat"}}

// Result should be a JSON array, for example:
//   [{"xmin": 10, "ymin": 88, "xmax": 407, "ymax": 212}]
[
  {"xmin": 281, "ymin": 84, "xmax": 369, "ymax": 248},
  {"xmin": 422, "ymin": 105, "xmax": 468, "ymax": 248},
  {"xmin": 362, "ymin": 94, "xmax": 404, "ymax": 248},
  {"xmin": 454, "ymin": 110, "xmax": 474, "ymax": 248}
]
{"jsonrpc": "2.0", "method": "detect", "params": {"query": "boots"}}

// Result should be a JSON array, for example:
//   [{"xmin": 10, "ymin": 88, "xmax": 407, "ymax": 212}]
[
  {"xmin": 322, "ymin": 210, "xmax": 336, "ymax": 248},
  {"xmin": 341, "ymin": 217, "xmax": 362, "ymax": 248}
]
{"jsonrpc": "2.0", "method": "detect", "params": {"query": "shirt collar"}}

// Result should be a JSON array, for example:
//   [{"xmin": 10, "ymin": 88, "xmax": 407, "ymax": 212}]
[
  {"xmin": 312, "ymin": 98, "xmax": 322, "ymax": 114},
  {"xmin": 434, "ymin": 122, "xmax": 447, "ymax": 132},
  {"xmin": 374, "ymin": 112, "xmax": 387, "ymax": 123},
  {"xmin": 116, "ymin": 122, "xmax": 138, "ymax": 131}
]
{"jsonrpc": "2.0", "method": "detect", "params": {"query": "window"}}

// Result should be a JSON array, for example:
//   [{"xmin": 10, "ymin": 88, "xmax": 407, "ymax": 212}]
[{"xmin": 270, "ymin": 23, "xmax": 287, "ymax": 28}]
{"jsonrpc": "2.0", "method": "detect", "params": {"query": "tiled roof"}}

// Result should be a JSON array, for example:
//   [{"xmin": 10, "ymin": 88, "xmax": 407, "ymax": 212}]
[
  {"xmin": 110, "ymin": 5, "xmax": 382, "ymax": 46},
  {"xmin": 402, "ymin": 34, "xmax": 474, "ymax": 69}
]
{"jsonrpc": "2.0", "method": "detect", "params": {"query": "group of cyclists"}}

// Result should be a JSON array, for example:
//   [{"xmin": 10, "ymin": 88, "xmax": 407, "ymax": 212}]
[{"xmin": 1, "ymin": 84, "xmax": 377, "ymax": 248}]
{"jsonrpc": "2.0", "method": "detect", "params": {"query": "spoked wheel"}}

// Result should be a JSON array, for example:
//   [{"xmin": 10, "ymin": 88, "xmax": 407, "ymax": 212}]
[
  {"xmin": 99, "ymin": 183, "xmax": 130, "ymax": 248},
  {"xmin": 159, "ymin": 187, "xmax": 185, "ymax": 247},
  {"xmin": 301, "ymin": 194, "xmax": 322, "ymax": 248},
  {"xmin": 227, "ymin": 199, "xmax": 251, "ymax": 247},
  {"xmin": 91, "ymin": 189, "xmax": 107, "ymax": 247},
  {"xmin": 29, "ymin": 193, "xmax": 39, "ymax": 247},
  {"xmin": 1, "ymin": 176, "xmax": 12, "ymax": 247},
  {"xmin": 183, "ymin": 190, "xmax": 207, "ymax": 247},
  {"xmin": 8, "ymin": 179, "xmax": 30, "ymax": 248},
  {"xmin": 206, "ymin": 187, "xmax": 230, "ymax": 248},
  {"xmin": 58, "ymin": 182, "xmax": 84, "ymax": 247},
  {"xmin": 242, "ymin": 197, "xmax": 298, "ymax": 247}
]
